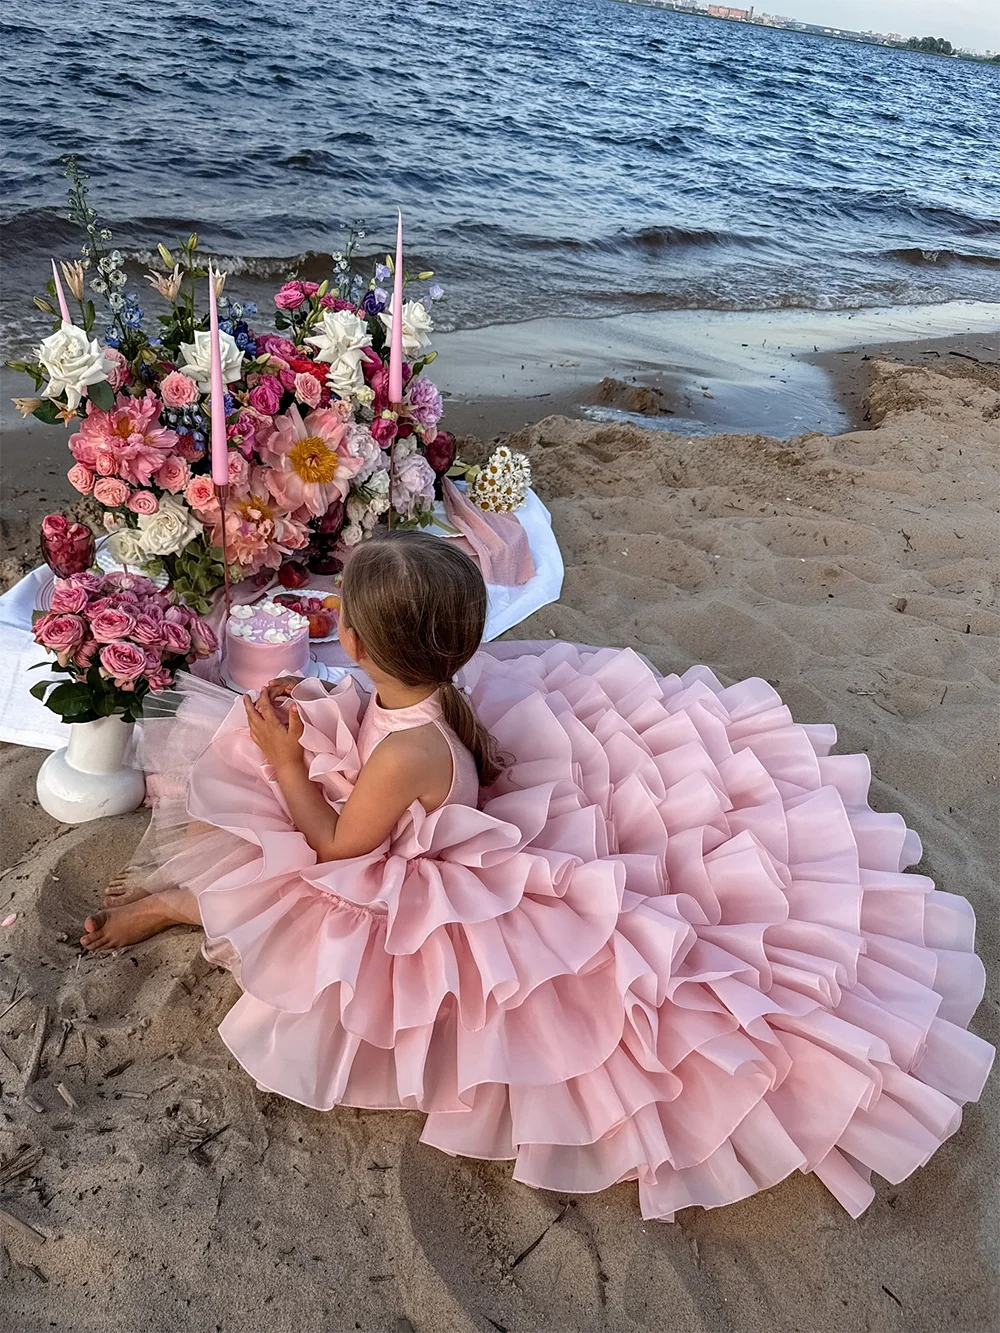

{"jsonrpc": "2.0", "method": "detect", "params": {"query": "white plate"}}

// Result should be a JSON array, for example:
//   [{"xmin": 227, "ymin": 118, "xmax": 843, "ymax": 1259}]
[{"xmin": 251, "ymin": 584, "xmax": 341, "ymax": 643}]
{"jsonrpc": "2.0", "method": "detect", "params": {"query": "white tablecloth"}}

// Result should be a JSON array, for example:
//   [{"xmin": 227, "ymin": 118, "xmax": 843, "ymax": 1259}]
[{"xmin": 0, "ymin": 488, "xmax": 563, "ymax": 752}]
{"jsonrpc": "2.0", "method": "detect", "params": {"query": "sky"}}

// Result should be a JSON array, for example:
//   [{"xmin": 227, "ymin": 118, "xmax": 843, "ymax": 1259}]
[{"xmin": 764, "ymin": 0, "xmax": 1000, "ymax": 49}]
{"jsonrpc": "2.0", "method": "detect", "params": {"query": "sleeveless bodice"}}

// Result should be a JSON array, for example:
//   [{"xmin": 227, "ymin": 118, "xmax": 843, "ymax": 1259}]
[{"xmin": 357, "ymin": 690, "xmax": 480, "ymax": 810}]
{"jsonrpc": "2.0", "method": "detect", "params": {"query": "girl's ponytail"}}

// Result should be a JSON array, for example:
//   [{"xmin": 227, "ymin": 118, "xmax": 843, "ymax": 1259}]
[{"xmin": 438, "ymin": 682, "xmax": 504, "ymax": 787}]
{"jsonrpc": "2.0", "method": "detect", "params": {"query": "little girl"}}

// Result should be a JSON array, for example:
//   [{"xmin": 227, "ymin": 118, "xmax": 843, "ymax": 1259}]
[{"xmin": 82, "ymin": 532, "xmax": 992, "ymax": 1223}]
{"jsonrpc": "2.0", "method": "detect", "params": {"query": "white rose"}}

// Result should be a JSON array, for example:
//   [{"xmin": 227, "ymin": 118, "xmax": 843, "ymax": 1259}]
[
  {"xmin": 378, "ymin": 299, "xmax": 433, "ymax": 359},
  {"xmin": 177, "ymin": 329, "xmax": 244, "ymax": 393},
  {"xmin": 341, "ymin": 522, "xmax": 364, "ymax": 547},
  {"xmin": 305, "ymin": 310, "xmax": 372, "ymax": 401},
  {"xmin": 37, "ymin": 324, "xmax": 112, "ymax": 411},
  {"xmin": 107, "ymin": 528, "xmax": 145, "ymax": 565},
  {"xmin": 136, "ymin": 494, "xmax": 202, "ymax": 556}
]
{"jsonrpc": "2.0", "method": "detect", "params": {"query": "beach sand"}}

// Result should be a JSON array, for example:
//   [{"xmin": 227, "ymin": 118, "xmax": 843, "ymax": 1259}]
[{"xmin": 1, "ymin": 347, "xmax": 998, "ymax": 1332}]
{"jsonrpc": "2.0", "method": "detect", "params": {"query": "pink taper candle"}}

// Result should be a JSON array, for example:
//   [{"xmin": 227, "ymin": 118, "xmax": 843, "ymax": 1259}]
[
  {"xmin": 388, "ymin": 210, "xmax": 404, "ymax": 406},
  {"xmin": 208, "ymin": 265, "xmax": 229, "ymax": 487},
  {"xmin": 51, "ymin": 260, "xmax": 71, "ymax": 324}
]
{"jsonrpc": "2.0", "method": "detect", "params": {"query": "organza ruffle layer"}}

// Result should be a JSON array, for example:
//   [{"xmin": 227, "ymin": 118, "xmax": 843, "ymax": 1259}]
[{"xmin": 136, "ymin": 645, "xmax": 993, "ymax": 1221}]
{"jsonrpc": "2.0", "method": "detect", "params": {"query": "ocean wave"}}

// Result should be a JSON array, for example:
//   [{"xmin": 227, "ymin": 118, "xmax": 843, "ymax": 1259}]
[{"xmin": 882, "ymin": 246, "xmax": 1000, "ymax": 269}]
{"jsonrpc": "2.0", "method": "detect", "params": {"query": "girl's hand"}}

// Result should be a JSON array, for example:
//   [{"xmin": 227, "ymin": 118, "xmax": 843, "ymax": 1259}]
[
  {"xmin": 243, "ymin": 689, "xmax": 305, "ymax": 773},
  {"xmin": 263, "ymin": 675, "xmax": 305, "ymax": 705}
]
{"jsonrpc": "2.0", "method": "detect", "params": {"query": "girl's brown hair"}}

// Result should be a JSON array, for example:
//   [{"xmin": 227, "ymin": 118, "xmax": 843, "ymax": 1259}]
[{"xmin": 341, "ymin": 531, "xmax": 504, "ymax": 786}]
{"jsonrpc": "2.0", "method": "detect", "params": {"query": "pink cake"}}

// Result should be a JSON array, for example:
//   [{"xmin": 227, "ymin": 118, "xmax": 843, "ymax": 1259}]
[{"xmin": 224, "ymin": 599, "xmax": 310, "ymax": 692}]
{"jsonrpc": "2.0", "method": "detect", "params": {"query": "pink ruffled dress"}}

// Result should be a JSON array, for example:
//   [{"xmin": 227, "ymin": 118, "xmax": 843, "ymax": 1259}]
[{"xmin": 137, "ymin": 643, "xmax": 994, "ymax": 1222}]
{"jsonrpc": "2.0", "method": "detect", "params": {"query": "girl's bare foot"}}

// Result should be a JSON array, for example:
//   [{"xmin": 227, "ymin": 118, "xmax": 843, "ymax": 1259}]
[
  {"xmin": 81, "ymin": 897, "xmax": 188, "ymax": 951},
  {"xmin": 103, "ymin": 870, "xmax": 150, "ymax": 909}
]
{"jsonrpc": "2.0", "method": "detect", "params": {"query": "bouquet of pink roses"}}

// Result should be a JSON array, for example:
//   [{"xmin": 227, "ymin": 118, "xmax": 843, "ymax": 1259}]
[
  {"xmin": 31, "ymin": 571, "xmax": 217, "ymax": 724},
  {"xmin": 7, "ymin": 158, "xmax": 457, "ymax": 610}
]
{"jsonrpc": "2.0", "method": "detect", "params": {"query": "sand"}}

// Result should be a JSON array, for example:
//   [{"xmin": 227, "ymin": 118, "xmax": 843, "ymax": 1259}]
[{"xmin": 1, "ymin": 348, "xmax": 998, "ymax": 1333}]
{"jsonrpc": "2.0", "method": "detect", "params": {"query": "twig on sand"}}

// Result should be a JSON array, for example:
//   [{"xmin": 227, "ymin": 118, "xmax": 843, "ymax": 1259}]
[
  {"xmin": 188, "ymin": 1123, "xmax": 231, "ymax": 1159},
  {"xmin": 54, "ymin": 1020, "xmax": 72, "ymax": 1059},
  {"xmin": 0, "ymin": 1208, "xmax": 47, "ymax": 1246},
  {"xmin": 0, "ymin": 1147, "xmax": 43, "ymax": 1188},
  {"xmin": 55, "ymin": 1083, "xmax": 77, "ymax": 1111},
  {"xmin": 0, "ymin": 993, "xmax": 27, "ymax": 1024},
  {"xmin": 0, "ymin": 1039, "xmax": 22, "ymax": 1074},
  {"xmin": 948, "ymin": 351, "xmax": 982, "ymax": 364},
  {"xmin": 21, "ymin": 1007, "xmax": 49, "ymax": 1091},
  {"xmin": 510, "ymin": 1201, "xmax": 571, "ymax": 1270},
  {"xmin": 103, "ymin": 1058, "xmax": 133, "ymax": 1079}
]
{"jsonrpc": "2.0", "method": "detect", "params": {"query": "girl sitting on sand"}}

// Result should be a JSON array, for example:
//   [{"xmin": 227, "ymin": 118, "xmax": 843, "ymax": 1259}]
[{"xmin": 82, "ymin": 532, "xmax": 992, "ymax": 1223}]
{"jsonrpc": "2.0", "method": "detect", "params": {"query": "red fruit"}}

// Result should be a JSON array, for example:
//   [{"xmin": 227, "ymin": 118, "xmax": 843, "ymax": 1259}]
[
  {"xmin": 307, "ymin": 611, "xmax": 334, "ymax": 638},
  {"xmin": 277, "ymin": 561, "xmax": 310, "ymax": 589}
]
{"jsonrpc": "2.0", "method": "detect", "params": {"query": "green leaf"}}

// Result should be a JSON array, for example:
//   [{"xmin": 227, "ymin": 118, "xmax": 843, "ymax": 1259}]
[
  {"xmin": 32, "ymin": 400, "xmax": 63, "ymax": 425},
  {"xmin": 87, "ymin": 378, "xmax": 115, "ymax": 411},
  {"xmin": 29, "ymin": 681, "xmax": 52, "ymax": 702}
]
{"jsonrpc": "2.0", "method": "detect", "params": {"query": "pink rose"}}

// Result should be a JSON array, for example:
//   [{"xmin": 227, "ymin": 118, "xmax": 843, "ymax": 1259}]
[
  {"xmin": 248, "ymin": 375, "xmax": 284, "ymax": 416},
  {"xmin": 93, "ymin": 478, "xmax": 131, "ymax": 508},
  {"xmin": 73, "ymin": 572, "xmax": 103, "ymax": 593},
  {"xmin": 127, "ymin": 489, "xmax": 159, "ymax": 515},
  {"xmin": 320, "ymin": 295, "xmax": 355, "ymax": 312},
  {"xmin": 189, "ymin": 617, "xmax": 218, "ymax": 656},
  {"xmin": 49, "ymin": 581, "xmax": 90, "ymax": 614},
  {"xmin": 34, "ymin": 612, "xmax": 86, "ymax": 653},
  {"xmin": 132, "ymin": 612, "xmax": 165, "ymax": 647},
  {"xmin": 104, "ymin": 347, "xmax": 130, "ymax": 391},
  {"xmin": 154, "ymin": 456, "xmax": 191, "ymax": 493},
  {"xmin": 68, "ymin": 463, "xmax": 95, "ymax": 495},
  {"xmin": 94, "ymin": 452, "xmax": 117, "ymax": 476},
  {"xmin": 146, "ymin": 667, "xmax": 174, "ymax": 691},
  {"xmin": 99, "ymin": 641, "xmax": 146, "ymax": 683},
  {"xmin": 73, "ymin": 639, "xmax": 98, "ymax": 670},
  {"xmin": 185, "ymin": 475, "xmax": 218, "ymax": 512},
  {"xmin": 371, "ymin": 415, "xmax": 397, "ymax": 448},
  {"xmin": 176, "ymin": 433, "xmax": 204, "ymax": 463},
  {"xmin": 294, "ymin": 371, "xmax": 322, "ymax": 409},
  {"xmin": 90, "ymin": 607, "xmax": 138, "ymax": 643},
  {"xmin": 274, "ymin": 282, "xmax": 309, "ymax": 310},
  {"xmin": 41, "ymin": 515, "xmax": 69, "ymax": 540},
  {"xmin": 160, "ymin": 621, "xmax": 191, "ymax": 655},
  {"xmin": 228, "ymin": 450, "xmax": 249, "ymax": 488},
  {"xmin": 160, "ymin": 370, "xmax": 200, "ymax": 408},
  {"xmin": 257, "ymin": 334, "xmax": 299, "ymax": 360}
]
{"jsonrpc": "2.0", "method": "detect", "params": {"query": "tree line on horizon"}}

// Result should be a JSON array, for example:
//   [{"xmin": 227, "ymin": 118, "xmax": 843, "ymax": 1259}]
[{"xmin": 904, "ymin": 34, "xmax": 1000, "ymax": 61}]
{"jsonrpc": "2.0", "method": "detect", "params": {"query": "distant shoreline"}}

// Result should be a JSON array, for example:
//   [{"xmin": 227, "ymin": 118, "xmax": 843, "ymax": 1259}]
[{"xmin": 611, "ymin": 0, "xmax": 1000, "ymax": 63}]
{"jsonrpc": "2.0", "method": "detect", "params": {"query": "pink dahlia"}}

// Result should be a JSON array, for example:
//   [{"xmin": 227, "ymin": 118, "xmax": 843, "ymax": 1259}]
[
  {"xmin": 69, "ymin": 391, "xmax": 178, "ymax": 487},
  {"xmin": 205, "ymin": 466, "xmax": 310, "ymax": 574},
  {"xmin": 259, "ymin": 405, "xmax": 364, "ymax": 518}
]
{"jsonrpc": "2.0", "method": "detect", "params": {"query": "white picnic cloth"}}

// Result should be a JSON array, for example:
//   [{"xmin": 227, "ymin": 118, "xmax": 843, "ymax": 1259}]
[{"xmin": 0, "ymin": 488, "xmax": 563, "ymax": 752}]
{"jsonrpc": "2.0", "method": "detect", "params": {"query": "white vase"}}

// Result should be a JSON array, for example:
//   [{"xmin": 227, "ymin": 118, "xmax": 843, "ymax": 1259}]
[{"xmin": 36, "ymin": 715, "xmax": 145, "ymax": 824}]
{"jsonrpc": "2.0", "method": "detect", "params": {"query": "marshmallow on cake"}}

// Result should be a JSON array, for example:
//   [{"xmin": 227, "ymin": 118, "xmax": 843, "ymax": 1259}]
[{"xmin": 225, "ymin": 600, "xmax": 310, "ymax": 692}]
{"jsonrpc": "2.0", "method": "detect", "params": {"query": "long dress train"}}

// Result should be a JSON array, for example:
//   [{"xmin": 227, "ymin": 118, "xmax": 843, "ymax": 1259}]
[{"xmin": 135, "ymin": 643, "xmax": 994, "ymax": 1222}]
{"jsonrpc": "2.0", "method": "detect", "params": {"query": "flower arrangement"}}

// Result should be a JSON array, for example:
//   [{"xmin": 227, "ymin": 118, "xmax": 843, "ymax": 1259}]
[
  {"xmin": 7, "ymin": 158, "xmax": 456, "ymax": 612},
  {"xmin": 459, "ymin": 446, "xmax": 532, "ymax": 513},
  {"xmin": 30, "ymin": 571, "xmax": 217, "ymax": 724}
]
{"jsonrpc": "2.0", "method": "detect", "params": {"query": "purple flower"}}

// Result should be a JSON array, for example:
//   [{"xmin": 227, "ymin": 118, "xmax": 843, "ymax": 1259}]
[
  {"xmin": 428, "ymin": 284, "xmax": 445, "ymax": 302},
  {"xmin": 407, "ymin": 375, "xmax": 443, "ymax": 429},
  {"xmin": 360, "ymin": 288, "xmax": 387, "ymax": 316},
  {"xmin": 375, "ymin": 263, "xmax": 391, "ymax": 283}
]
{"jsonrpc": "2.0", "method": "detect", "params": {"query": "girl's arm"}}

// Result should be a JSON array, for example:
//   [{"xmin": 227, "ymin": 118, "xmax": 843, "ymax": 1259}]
[{"xmin": 244, "ymin": 691, "xmax": 440, "ymax": 862}]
